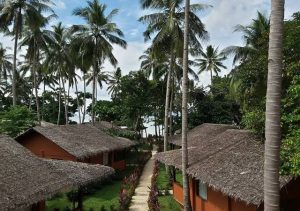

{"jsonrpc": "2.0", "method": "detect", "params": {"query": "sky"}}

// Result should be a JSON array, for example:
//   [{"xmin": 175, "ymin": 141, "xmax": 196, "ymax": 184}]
[
  {"xmin": 48, "ymin": 0, "xmax": 300, "ymax": 99},
  {"xmin": 1, "ymin": 0, "xmax": 300, "ymax": 131}
]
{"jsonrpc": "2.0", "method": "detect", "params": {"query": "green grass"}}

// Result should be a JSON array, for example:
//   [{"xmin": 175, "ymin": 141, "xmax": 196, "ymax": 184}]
[
  {"xmin": 158, "ymin": 195, "xmax": 181, "ymax": 211},
  {"xmin": 175, "ymin": 170, "xmax": 183, "ymax": 186},
  {"xmin": 83, "ymin": 181, "xmax": 121, "ymax": 210},
  {"xmin": 156, "ymin": 164, "xmax": 183, "ymax": 189},
  {"xmin": 46, "ymin": 166, "xmax": 136, "ymax": 211},
  {"xmin": 46, "ymin": 193, "xmax": 72, "ymax": 211},
  {"xmin": 156, "ymin": 164, "xmax": 170, "ymax": 190},
  {"xmin": 47, "ymin": 182, "xmax": 121, "ymax": 211}
]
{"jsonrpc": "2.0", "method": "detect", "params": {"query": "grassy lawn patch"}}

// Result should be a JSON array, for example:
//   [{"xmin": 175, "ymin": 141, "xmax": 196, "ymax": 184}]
[
  {"xmin": 175, "ymin": 170, "xmax": 183, "ymax": 186},
  {"xmin": 156, "ymin": 164, "xmax": 170, "ymax": 190},
  {"xmin": 46, "ymin": 193, "xmax": 72, "ymax": 210},
  {"xmin": 46, "ymin": 166, "xmax": 136, "ymax": 211},
  {"xmin": 83, "ymin": 181, "xmax": 120, "ymax": 210},
  {"xmin": 158, "ymin": 195, "xmax": 181, "ymax": 211}
]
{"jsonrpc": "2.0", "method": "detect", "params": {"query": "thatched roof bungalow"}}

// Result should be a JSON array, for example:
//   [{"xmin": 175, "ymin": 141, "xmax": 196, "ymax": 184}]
[
  {"xmin": 0, "ymin": 134, "xmax": 114, "ymax": 211},
  {"xmin": 156, "ymin": 125, "xmax": 300, "ymax": 211},
  {"xmin": 16, "ymin": 124, "xmax": 135, "ymax": 170},
  {"xmin": 169, "ymin": 123, "xmax": 235, "ymax": 147}
]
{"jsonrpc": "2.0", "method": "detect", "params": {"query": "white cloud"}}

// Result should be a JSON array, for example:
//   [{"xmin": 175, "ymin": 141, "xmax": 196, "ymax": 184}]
[{"xmin": 53, "ymin": 0, "xmax": 66, "ymax": 10}]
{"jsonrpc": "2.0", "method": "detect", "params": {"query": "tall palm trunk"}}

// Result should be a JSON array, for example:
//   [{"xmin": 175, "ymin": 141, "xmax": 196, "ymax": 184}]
[
  {"xmin": 33, "ymin": 49, "xmax": 41, "ymax": 125},
  {"xmin": 75, "ymin": 81, "xmax": 82, "ymax": 124},
  {"xmin": 264, "ymin": 0, "xmax": 284, "ymax": 210},
  {"xmin": 182, "ymin": 0, "xmax": 192, "ymax": 210},
  {"xmin": 164, "ymin": 51, "xmax": 174, "ymax": 152},
  {"xmin": 169, "ymin": 74, "xmax": 174, "ymax": 137},
  {"xmin": 82, "ymin": 74, "xmax": 87, "ymax": 123},
  {"xmin": 57, "ymin": 76, "xmax": 62, "ymax": 125},
  {"xmin": 12, "ymin": 8, "xmax": 21, "ymax": 106},
  {"xmin": 62, "ymin": 76, "xmax": 68, "ymax": 125},
  {"xmin": 92, "ymin": 57, "xmax": 97, "ymax": 125},
  {"xmin": 154, "ymin": 111, "xmax": 158, "ymax": 140},
  {"xmin": 210, "ymin": 69, "xmax": 213, "ymax": 85},
  {"xmin": 42, "ymin": 82, "xmax": 46, "ymax": 121}
]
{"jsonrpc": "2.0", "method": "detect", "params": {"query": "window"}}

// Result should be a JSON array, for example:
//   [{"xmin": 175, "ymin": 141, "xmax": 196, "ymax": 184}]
[{"xmin": 197, "ymin": 180, "xmax": 207, "ymax": 200}]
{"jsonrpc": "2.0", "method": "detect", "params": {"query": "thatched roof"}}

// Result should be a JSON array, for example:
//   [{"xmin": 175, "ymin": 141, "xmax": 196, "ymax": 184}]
[
  {"xmin": 0, "ymin": 134, "xmax": 114, "ymax": 211},
  {"xmin": 156, "ymin": 128, "xmax": 293, "ymax": 206},
  {"xmin": 169, "ymin": 123, "xmax": 235, "ymax": 146},
  {"xmin": 16, "ymin": 124, "xmax": 135, "ymax": 160},
  {"xmin": 92, "ymin": 121, "xmax": 135, "ymax": 135}
]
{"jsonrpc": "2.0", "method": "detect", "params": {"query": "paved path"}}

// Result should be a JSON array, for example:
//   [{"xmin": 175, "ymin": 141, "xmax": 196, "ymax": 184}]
[{"xmin": 129, "ymin": 147, "xmax": 157, "ymax": 211}]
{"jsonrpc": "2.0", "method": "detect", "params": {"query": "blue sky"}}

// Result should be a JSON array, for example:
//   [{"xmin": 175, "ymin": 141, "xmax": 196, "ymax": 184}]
[
  {"xmin": 2, "ymin": 0, "xmax": 300, "ymax": 99},
  {"xmin": 49, "ymin": 0, "xmax": 300, "ymax": 92}
]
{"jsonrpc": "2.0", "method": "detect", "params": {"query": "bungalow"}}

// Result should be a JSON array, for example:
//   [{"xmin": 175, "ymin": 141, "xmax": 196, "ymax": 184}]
[
  {"xmin": 156, "ymin": 125, "xmax": 300, "ymax": 211},
  {"xmin": 169, "ymin": 123, "xmax": 235, "ymax": 147},
  {"xmin": 0, "ymin": 134, "xmax": 114, "ymax": 211},
  {"xmin": 15, "ymin": 124, "xmax": 135, "ymax": 170}
]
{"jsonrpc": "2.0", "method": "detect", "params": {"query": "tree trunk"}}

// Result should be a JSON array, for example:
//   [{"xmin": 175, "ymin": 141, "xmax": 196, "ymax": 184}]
[
  {"xmin": 29, "ymin": 80, "xmax": 34, "ymax": 110},
  {"xmin": 57, "ymin": 76, "xmax": 62, "ymax": 125},
  {"xmin": 75, "ymin": 81, "xmax": 82, "ymax": 124},
  {"xmin": 164, "ymin": 51, "xmax": 174, "ymax": 152},
  {"xmin": 169, "ymin": 74, "xmax": 174, "ymax": 137},
  {"xmin": 33, "ymin": 50, "xmax": 41, "ymax": 125},
  {"xmin": 264, "ymin": 0, "xmax": 284, "ymax": 211},
  {"xmin": 42, "ymin": 82, "xmax": 46, "ymax": 121},
  {"xmin": 62, "ymin": 77, "xmax": 68, "ymax": 125},
  {"xmin": 12, "ymin": 9, "xmax": 21, "ymax": 106},
  {"xmin": 92, "ymin": 57, "xmax": 97, "ymax": 125},
  {"xmin": 154, "ymin": 112, "xmax": 158, "ymax": 140},
  {"xmin": 82, "ymin": 74, "xmax": 86, "ymax": 123},
  {"xmin": 210, "ymin": 69, "xmax": 213, "ymax": 85},
  {"xmin": 182, "ymin": 0, "xmax": 192, "ymax": 210}
]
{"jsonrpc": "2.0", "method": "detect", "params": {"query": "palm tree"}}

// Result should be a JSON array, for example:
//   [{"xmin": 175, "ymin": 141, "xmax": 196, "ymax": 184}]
[
  {"xmin": 46, "ymin": 22, "xmax": 71, "ymax": 125},
  {"xmin": 19, "ymin": 12, "xmax": 55, "ymax": 124},
  {"xmin": 107, "ymin": 67, "xmax": 122, "ymax": 99},
  {"xmin": 0, "ymin": 0, "xmax": 54, "ymax": 106},
  {"xmin": 139, "ymin": 47, "xmax": 169, "ymax": 81},
  {"xmin": 85, "ymin": 66, "xmax": 109, "ymax": 103},
  {"xmin": 140, "ymin": 0, "xmax": 209, "ymax": 152},
  {"xmin": 0, "ymin": 44, "xmax": 12, "ymax": 83},
  {"xmin": 72, "ymin": 0, "xmax": 127, "ymax": 125},
  {"xmin": 264, "ymin": 0, "xmax": 285, "ymax": 210},
  {"xmin": 181, "ymin": 0, "xmax": 191, "ymax": 210},
  {"xmin": 223, "ymin": 11, "xmax": 270, "ymax": 64},
  {"xmin": 69, "ymin": 35, "xmax": 93, "ymax": 123},
  {"xmin": 196, "ymin": 45, "xmax": 227, "ymax": 84}
]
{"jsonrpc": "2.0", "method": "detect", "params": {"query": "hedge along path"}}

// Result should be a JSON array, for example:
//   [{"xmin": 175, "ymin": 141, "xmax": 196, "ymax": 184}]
[{"xmin": 129, "ymin": 146, "xmax": 157, "ymax": 210}]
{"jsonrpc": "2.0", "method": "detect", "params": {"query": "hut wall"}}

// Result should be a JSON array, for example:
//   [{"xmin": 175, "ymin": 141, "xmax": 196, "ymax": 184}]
[
  {"xmin": 280, "ymin": 178, "xmax": 300, "ymax": 211},
  {"xmin": 84, "ymin": 151, "xmax": 126, "ymax": 170},
  {"xmin": 112, "ymin": 160, "xmax": 126, "ymax": 170},
  {"xmin": 173, "ymin": 179, "xmax": 258, "ymax": 211},
  {"xmin": 173, "ymin": 182, "xmax": 184, "ymax": 204},
  {"xmin": 19, "ymin": 133, "xmax": 76, "ymax": 161},
  {"xmin": 85, "ymin": 153, "xmax": 103, "ymax": 164},
  {"xmin": 229, "ymin": 199, "xmax": 256, "ymax": 211},
  {"xmin": 194, "ymin": 188, "xmax": 229, "ymax": 211}
]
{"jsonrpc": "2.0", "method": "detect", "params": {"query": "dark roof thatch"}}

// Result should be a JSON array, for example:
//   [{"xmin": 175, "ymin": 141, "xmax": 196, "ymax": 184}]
[
  {"xmin": 0, "ymin": 134, "xmax": 114, "ymax": 211},
  {"xmin": 156, "ymin": 128, "xmax": 293, "ymax": 206},
  {"xmin": 169, "ymin": 123, "xmax": 235, "ymax": 146},
  {"xmin": 16, "ymin": 124, "xmax": 135, "ymax": 160},
  {"xmin": 92, "ymin": 121, "xmax": 135, "ymax": 135}
]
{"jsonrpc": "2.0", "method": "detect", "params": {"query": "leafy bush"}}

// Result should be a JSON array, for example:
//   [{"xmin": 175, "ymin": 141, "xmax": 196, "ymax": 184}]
[
  {"xmin": 281, "ymin": 130, "xmax": 300, "ymax": 175},
  {"xmin": 119, "ymin": 167, "xmax": 143, "ymax": 210},
  {"xmin": 0, "ymin": 106, "xmax": 36, "ymax": 137},
  {"xmin": 148, "ymin": 160, "xmax": 160, "ymax": 211},
  {"xmin": 241, "ymin": 109, "xmax": 265, "ymax": 137}
]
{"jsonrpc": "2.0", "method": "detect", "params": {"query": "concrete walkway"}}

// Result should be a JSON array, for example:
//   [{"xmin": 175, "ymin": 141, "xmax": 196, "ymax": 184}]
[{"xmin": 129, "ymin": 147, "xmax": 157, "ymax": 211}]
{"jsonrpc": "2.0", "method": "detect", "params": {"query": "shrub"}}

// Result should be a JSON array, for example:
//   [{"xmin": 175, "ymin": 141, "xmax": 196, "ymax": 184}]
[
  {"xmin": 148, "ymin": 160, "xmax": 160, "ymax": 211},
  {"xmin": 119, "ymin": 167, "xmax": 143, "ymax": 210}
]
